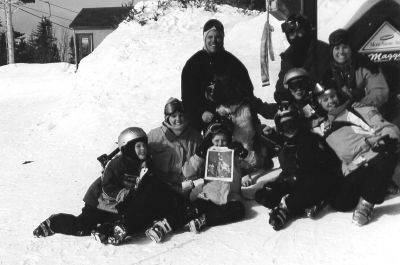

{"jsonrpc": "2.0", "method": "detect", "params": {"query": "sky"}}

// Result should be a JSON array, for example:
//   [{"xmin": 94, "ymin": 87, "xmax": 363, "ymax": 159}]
[{"xmin": 0, "ymin": 0, "xmax": 135, "ymax": 37}]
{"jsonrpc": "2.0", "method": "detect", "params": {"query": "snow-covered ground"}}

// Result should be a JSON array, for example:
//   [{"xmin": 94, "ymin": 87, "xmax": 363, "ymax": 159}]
[{"xmin": 1, "ymin": 1, "xmax": 399, "ymax": 264}]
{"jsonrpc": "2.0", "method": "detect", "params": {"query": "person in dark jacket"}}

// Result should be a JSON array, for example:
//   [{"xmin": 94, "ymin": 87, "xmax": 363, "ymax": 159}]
[
  {"xmin": 255, "ymin": 107, "xmax": 340, "ymax": 230},
  {"xmin": 32, "ymin": 127, "xmax": 151, "ymax": 239},
  {"xmin": 181, "ymin": 19, "xmax": 276, "ymax": 133},
  {"xmin": 274, "ymin": 14, "xmax": 331, "ymax": 104},
  {"xmin": 321, "ymin": 28, "xmax": 389, "ymax": 109}
]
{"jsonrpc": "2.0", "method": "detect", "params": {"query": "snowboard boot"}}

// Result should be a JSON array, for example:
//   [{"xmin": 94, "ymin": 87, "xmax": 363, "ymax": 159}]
[
  {"xmin": 269, "ymin": 198, "xmax": 290, "ymax": 231},
  {"xmin": 33, "ymin": 216, "xmax": 55, "ymax": 237},
  {"xmin": 304, "ymin": 200, "xmax": 326, "ymax": 219},
  {"xmin": 145, "ymin": 218, "xmax": 172, "ymax": 243},
  {"xmin": 92, "ymin": 221, "xmax": 127, "ymax": 246},
  {"xmin": 188, "ymin": 213, "xmax": 207, "ymax": 233},
  {"xmin": 352, "ymin": 197, "xmax": 374, "ymax": 226}
]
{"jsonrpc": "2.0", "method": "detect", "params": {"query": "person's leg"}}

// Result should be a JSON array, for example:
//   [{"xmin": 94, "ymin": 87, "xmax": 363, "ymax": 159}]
[
  {"xmin": 330, "ymin": 169, "xmax": 365, "ymax": 212},
  {"xmin": 255, "ymin": 180, "xmax": 292, "ymax": 209}
]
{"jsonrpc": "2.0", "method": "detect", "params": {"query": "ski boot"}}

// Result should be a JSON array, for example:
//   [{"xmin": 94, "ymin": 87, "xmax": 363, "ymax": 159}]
[
  {"xmin": 92, "ymin": 222, "xmax": 127, "ymax": 246},
  {"xmin": 33, "ymin": 216, "xmax": 55, "ymax": 237},
  {"xmin": 352, "ymin": 197, "xmax": 374, "ymax": 226},
  {"xmin": 188, "ymin": 213, "xmax": 207, "ymax": 233},
  {"xmin": 304, "ymin": 200, "xmax": 326, "ymax": 219},
  {"xmin": 269, "ymin": 198, "xmax": 290, "ymax": 231},
  {"xmin": 145, "ymin": 218, "xmax": 172, "ymax": 243}
]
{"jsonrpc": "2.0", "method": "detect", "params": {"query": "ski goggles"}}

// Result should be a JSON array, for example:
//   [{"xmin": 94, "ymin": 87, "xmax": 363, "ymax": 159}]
[
  {"xmin": 281, "ymin": 20, "xmax": 301, "ymax": 34},
  {"xmin": 287, "ymin": 78, "xmax": 309, "ymax": 91},
  {"xmin": 164, "ymin": 99, "xmax": 184, "ymax": 115}
]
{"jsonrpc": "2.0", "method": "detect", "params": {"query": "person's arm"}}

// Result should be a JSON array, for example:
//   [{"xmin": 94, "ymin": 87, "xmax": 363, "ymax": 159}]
[{"xmin": 359, "ymin": 67, "xmax": 389, "ymax": 108}]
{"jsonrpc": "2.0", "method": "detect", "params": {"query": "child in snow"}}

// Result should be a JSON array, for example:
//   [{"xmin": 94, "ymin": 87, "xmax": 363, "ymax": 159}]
[
  {"xmin": 32, "ymin": 127, "xmax": 149, "ymax": 239},
  {"xmin": 33, "ymin": 127, "xmax": 188, "ymax": 245},
  {"xmin": 255, "ymin": 107, "xmax": 340, "ymax": 230},
  {"xmin": 312, "ymin": 86, "xmax": 399, "ymax": 226},
  {"xmin": 144, "ymin": 121, "xmax": 248, "ymax": 243}
]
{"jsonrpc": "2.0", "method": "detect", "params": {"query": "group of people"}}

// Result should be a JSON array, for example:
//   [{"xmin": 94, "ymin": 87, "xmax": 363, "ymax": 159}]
[{"xmin": 32, "ymin": 15, "xmax": 399, "ymax": 245}]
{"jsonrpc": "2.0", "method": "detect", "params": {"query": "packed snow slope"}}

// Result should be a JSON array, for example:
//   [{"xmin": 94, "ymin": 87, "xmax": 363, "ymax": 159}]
[{"xmin": 1, "ymin": 1, "xmax": 399, "ymax": 265}]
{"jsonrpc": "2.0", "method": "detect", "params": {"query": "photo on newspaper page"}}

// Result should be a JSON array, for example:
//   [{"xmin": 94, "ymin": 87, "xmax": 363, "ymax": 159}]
[{"xmin": 204, "ymin": 147, "xmax": 234, "ymax": 182}]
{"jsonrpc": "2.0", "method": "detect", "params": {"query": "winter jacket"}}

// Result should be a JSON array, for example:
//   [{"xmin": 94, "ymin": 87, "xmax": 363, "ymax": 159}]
[
  {"xmin": 181, "ymin": 49, "xmax": 254, "ymax": 132},
  {"xmin": 274, "ymin": 39, "xmax": 331, "ymax": 103},
  {"xmin": 216, "ymin": 102, "xmax": 271, "ymax": 173},
  {"xmin": 182, "ymin": 153, "xmax": 242, "ymax": 205},
  {"xmin": 273, "ymin": 129, "xmax": 339, "ymax": 183},
  {"xmin": 148, "ymin": 122, "xmax": 202, "ymax": 193},
  {"xmin": 312, "ymin": 101, "xmax": 400, "ymax": 176},
  {"xmin": 322, "ymin": 57, "xmax": 389, "ymax": 108},
  {"xmin": 83, "ymin": 153, "xmax": 149, "ymax": 213}
]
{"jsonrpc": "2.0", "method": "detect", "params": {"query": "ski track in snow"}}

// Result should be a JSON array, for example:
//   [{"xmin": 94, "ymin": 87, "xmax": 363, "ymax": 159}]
[{"xmin": 1, "ymin": 1, "xmax": 399, "ymax": 265}]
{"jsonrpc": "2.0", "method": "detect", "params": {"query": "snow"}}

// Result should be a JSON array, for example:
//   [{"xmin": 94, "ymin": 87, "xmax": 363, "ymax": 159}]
[{"xmin": 1, "ymin": 1, "xmax": 399, "ymax": 264}]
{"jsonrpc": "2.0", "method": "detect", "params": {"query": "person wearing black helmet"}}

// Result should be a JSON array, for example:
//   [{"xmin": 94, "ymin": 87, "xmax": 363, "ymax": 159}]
[
  {"xmin": 274, "ymin": 14, "xmax": 330, "ymax": 104},
  {"xmin": 148, "ymin": 97, "xmax": 202, "ymax": 196},
  {"xmin": 181, "ymin": 19, "xmax": 276, "ymax": 133},
  {"xmin": 255, "ymin": 106, "xmax": 340, "ymax": 231},
  {"xmin": 321, "ymin": 28, "xmax": 389, "ymax": 109}
]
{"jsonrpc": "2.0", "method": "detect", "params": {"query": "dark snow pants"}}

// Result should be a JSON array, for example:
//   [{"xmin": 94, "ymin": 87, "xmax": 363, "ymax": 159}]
[
  {"xmin": 164, "ymin": 198, "xmax": 245, "ymax": 229},
  {"xmin": 47, "ymin": 204, "xmax": 120, "ymax": 236},
  {"xmin": 330, "ymin": 151, "xmax": 397, "ymax": 211},
  {"xmin": 255, "ymin": 173, "xmax": 337, "ymax": 214}
]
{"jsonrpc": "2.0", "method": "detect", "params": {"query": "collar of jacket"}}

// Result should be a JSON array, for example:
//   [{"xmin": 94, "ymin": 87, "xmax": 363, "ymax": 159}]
[
  {"xmin": 281, "ymin": 36, "xmax": 313, "ymax": 58},
  {"xmin": 162, "ymin": 121, "xmax": 189, "ymax": 140},
  {"xmin": 327, "ymin": 100, "xmax": 350, "ymax": 120}
]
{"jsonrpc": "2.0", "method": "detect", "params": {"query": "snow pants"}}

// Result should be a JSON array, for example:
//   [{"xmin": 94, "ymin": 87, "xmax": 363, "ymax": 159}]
[
  {"xmin": 255, "ymin": 172, "xmax": 337, "ymax": 214},
  {"xmin": 330, "ymin": 151, "xmax": 397, "ymax": 211},
  {"xmin": 47, "ymin": 204, "xmax": 120, "ymax": 236},
  {"xmin": 164, "ymin": 198, "xmax": 245, "ymax": 229}
]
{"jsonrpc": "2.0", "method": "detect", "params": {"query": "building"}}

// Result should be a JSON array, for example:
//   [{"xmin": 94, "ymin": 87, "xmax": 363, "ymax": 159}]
[{"xmin": 69, "ymin": 7, "xmax": 129, "ymax": 64}]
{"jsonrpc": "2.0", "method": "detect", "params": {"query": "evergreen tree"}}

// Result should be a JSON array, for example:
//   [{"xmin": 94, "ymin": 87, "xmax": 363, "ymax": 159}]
[{"xmin": 29, "ymin": 17, "xmax": 60, "ymax": 63}]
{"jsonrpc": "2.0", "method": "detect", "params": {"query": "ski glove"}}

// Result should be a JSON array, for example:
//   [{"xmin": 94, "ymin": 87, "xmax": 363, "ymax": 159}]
[{"xmin": 228, "ymin": 141, "xmax": 248, "ymax": 159}]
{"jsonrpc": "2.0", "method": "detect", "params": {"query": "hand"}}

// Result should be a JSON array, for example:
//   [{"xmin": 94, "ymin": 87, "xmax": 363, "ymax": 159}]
[
  {"xmin": 241, "ymin": 175, "xmax": 253, "ymax": 187},
  {"xmin": 202, "ymin": 111, "xmax": 214, "ymax": 123},
  {"xmin": 229, "ymin": 141, "xmax": 248, "ymax": 159},
  {"xmin": 122, "ymin": 174, "xmax": 139, "ymax": 189},
  {"xmin": 262, "ymin": 124, "xmax": 275, "ymax": 136},
  {"xmin": 195, "ymin": 139, "xmax": 212, "ymax": 159}
]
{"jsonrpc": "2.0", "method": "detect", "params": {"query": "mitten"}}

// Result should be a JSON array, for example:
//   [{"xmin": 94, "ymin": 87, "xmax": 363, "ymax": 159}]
[{"xmin": 229, "ymin": 141, "xmax": 248, "ymax": 159}]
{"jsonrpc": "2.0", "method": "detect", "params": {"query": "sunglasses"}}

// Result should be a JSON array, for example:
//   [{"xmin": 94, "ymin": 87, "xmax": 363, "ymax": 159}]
[
  {"xmin": 281, "ymin": 20, "xmax": 300, "ymax": 34},
  {"xmin": 288, "ymin": 79, "xmax": 309, "ymax": 91},
  {"xmin": 164, "ymin": 99, "xmax": 184, "ymax": 115}
]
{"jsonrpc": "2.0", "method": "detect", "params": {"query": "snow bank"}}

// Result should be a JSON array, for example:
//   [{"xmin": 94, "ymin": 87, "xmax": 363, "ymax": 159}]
[{"xmin": 0, "ymin": 1, "xmax": 399, "ymax": 265}]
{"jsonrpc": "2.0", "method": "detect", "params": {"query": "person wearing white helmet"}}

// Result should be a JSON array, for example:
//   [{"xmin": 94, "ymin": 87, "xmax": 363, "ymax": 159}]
[{"xmin": 32, "ymin": 127, "xmax": 149, "ymax": 239}]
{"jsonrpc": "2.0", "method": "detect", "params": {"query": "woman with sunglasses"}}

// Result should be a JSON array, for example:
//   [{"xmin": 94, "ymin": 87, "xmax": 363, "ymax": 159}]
[{"xmin": 147, "ymin": 97, "xmax": 202, "ymax": 197}]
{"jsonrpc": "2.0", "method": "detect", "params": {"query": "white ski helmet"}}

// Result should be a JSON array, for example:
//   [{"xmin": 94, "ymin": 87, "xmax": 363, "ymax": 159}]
[
  {"xmin": 118, "ymin": 127, "xmax": 147, "ymax": 151},
  {"xmin": 283, "ymin": 68, "xmax": 310, "ymax": 89}
]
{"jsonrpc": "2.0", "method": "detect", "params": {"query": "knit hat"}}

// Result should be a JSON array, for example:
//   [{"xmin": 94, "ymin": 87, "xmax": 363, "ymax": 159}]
[
  {"xmin": 328, "ymin": 29, "xmax": 350, "ymax": 47},
  {"xmin": 203, "ymin": 19, "xmax": 224, "ymax": 35}
]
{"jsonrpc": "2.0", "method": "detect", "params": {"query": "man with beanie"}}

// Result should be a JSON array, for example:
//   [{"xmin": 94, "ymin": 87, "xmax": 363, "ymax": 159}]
[
  {"xmin": 274, "ymin": 14, "xmax": 330, "ymax": 104},
  {"xmin": 181, "ymin": 19, "xmax": 276, "ymax": 133}
]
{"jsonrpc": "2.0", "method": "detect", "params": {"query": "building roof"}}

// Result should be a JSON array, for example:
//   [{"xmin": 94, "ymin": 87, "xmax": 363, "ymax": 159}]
[{"xmin": 69, "ymin": 7, "xmax": 129, "ymax": 29}]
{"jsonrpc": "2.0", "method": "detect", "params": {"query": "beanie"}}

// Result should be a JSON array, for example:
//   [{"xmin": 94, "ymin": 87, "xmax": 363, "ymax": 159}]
[
  {"xmin": 203, "ymin": 19, "xmax": 224, "ymax": 35},
  {"xmin": 164, "ymin": 97, "xmax": 184, "ymax": 122},
  {"xmin": 328, "ymin": 29, "xmax": 350, "ymax": 47}
]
